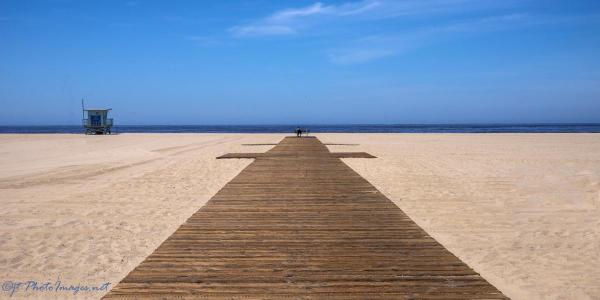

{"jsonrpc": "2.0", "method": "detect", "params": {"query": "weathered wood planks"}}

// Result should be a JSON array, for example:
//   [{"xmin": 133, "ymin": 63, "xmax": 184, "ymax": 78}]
[
  {"xmin": 104, "ymin": 137, "xmax": 507, "ymax": 299},
  {"xmin": 217, "ymin": 152, "xmax": 375, "ymax": 159}
]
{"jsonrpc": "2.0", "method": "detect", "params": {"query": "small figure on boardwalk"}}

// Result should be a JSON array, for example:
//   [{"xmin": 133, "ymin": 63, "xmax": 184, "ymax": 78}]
[{"xmin": 295, "ymin": 127, "xmax": 302, "ymax": 137}]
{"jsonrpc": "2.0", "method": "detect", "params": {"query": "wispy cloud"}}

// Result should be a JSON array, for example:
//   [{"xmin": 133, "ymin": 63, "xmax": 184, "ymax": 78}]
[
  {"xmin": 268, "ymin": 2, "xmax": 330, "ymax": 21},
  {"xmin": 267, "ymin": 1, "xmax": 381, "ymax": 21},
  {"xmin": 328, "ymin": 13, "xmax": 530, "ymax": 64},
  {"xmin": 220, "ymin": 1, "xmax": 582, "ymax": 64},
  {"xmin": 229, "ymin": 25, "xmax": 296, "ymax": 37},
  {"xmin": 354, "ymin": 0, "xmax": 510, "ymax": 19},
  {"xmin": 230, "ymin": 0, "xmax": 381, "ymax": 37},
  {"xmin": 229, "ymin": 0, "xmax": 512, "ymax": 37},
  {"xmin": 329, "ymin": 48, "xmax": 397, "ymax": 64},
  {"xmin": 185, "ymin": 35, "xmax": 227, "ymax": 47}
]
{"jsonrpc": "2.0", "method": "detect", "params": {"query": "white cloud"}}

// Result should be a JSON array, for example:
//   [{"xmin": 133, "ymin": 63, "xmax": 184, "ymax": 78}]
[
  {"xmin": 328, "ymin": 13, "xmax": 532, "ymax": 64},
  {"xmin": 222, "ymin": 0, "xmax": 544, "ymax": 64},
  {"xmin": 268, "ymin": 2, "xmax": 329, "ymax": 21},
  {"xmin": 185, "ymin": 35, "xmax": 228, "ymax": 46},
  {"xmin": 229, "ymin": 25, "xmax": 295, "ymax": 37},
  {"xmin": 230, "ymin": 0, "xmax": 380, "ymax": 37},
  {"xmin": 229, "ymin": 0, "xmax": 514, "ymax": 37},
  {"xmin": 329, "ymin": 49, "xmax": 395, "ymax": 64}
]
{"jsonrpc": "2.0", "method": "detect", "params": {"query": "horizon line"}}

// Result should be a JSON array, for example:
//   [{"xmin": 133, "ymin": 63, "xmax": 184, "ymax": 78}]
[{"xmin": 1, "ymin": 122, "xmax": 600, "ymax": 127}]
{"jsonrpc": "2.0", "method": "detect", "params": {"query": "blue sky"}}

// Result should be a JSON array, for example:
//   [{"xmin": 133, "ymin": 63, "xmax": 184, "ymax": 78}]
[{"xmin": 1, "ymin": 0, "xmax": 599, "ymax": 125}]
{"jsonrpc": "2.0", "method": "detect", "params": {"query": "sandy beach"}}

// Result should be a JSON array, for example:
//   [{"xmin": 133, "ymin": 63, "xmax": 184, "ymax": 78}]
[{"xmin": 1, "ymin": 133, "xmax": 599, "ymax": 299}]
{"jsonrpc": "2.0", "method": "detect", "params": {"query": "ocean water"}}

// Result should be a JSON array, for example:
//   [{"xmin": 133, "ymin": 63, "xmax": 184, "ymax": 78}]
[{"xmin": 1, "ymin": 124, "xmax": 600, "ymax": 134}]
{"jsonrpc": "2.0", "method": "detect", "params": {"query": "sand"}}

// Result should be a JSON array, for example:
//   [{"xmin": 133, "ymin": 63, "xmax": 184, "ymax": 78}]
[{"xmin": 1, "ymin": 133, "xmax": 599, "ymax": 299}]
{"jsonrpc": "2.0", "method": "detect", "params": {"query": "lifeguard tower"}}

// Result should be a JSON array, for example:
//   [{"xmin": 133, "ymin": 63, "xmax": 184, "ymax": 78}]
[{"xmin": 82, "ymin": 100, "xmax": 113, "ymax": 135}]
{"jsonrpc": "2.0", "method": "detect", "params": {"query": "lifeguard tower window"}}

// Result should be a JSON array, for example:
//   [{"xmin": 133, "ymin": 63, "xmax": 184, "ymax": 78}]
[{"xmin": 91, "ymin": 115, "xmax": 101, "ymax": 126}]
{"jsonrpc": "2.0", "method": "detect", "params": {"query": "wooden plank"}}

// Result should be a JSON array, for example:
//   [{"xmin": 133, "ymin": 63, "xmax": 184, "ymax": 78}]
[
  {"xmin": 217, "ymin": 152, "xmax": 376, "ymax": 159},
  {"xmin": 104, "ymin": 137, "xmax": 507, "ymax": 299},
  {"xmin": 216, "ymin": 153, "xmax": 266, "ymax": 159},
  {"xmin": 332, "ymin": 152, "xmax": 376, "ymax": 158}
]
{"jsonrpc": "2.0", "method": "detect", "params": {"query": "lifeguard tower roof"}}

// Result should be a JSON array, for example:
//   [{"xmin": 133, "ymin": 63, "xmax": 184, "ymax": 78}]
[{"xmin": 84, "ymin": 108, "xmax": 112, "ymax": 111}]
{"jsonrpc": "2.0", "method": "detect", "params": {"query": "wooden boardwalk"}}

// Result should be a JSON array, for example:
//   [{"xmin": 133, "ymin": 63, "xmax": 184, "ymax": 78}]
[{"xmin": 104, "ymin": 137, "xmax": 507, "ymax": 299}]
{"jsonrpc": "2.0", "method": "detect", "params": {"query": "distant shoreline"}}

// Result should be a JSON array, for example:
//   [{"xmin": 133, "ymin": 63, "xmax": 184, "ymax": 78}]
[{"xmin": 1, "ymin": 124, "xmax": 600, "ymax": 134}]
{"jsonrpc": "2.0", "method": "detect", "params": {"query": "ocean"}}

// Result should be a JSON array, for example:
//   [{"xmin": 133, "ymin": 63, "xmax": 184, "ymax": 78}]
[{"xmin": 1, "ymin": 124, "xmax": 600, "ymax": 134}]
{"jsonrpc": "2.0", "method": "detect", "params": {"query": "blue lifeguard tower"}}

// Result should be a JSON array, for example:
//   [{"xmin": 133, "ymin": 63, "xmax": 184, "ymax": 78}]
[{"xmin": 82, "ymin": 99, "xmax": 113, "ymax": 135}]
